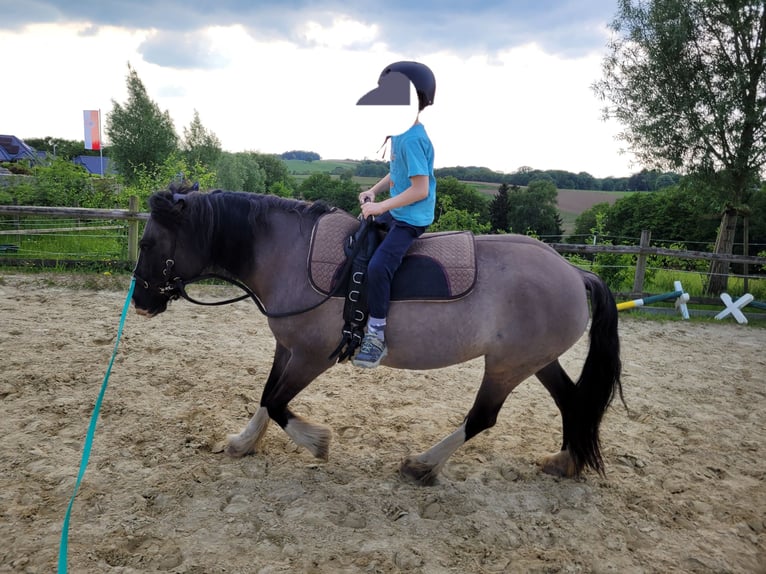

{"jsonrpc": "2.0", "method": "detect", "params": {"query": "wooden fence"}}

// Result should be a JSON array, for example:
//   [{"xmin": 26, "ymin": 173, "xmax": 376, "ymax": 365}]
[
  {"xmin": 550, "ymin": 228, "xmax": 766, "ymax": 294},
  {"xmin": 1, "ymin": 202, "xmax": 765, "ymax": 296},
  {"xmin": 0, "ymin": 198, "xmax": 147, "ymax": 262}
]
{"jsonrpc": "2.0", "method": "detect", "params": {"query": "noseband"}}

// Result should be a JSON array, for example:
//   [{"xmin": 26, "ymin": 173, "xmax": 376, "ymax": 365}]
[{"xmin": 133, "ymin": 258, "xmax": 185, "ymax": 300}]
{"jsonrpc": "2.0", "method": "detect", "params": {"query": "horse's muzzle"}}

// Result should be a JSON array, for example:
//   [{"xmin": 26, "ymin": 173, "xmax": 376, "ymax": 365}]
[
  {"xmin": 134, "ymin": 306, "xmax": 161, "ymax": 318},
  {"xmin": 132, "ymin": 286, "xmax": 170, "ymax": 318}
]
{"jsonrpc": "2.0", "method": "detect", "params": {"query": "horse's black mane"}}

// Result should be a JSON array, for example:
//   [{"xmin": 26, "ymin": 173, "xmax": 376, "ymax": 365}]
[
  {"xmin": 146, "ymin": 183, "xmax": 336, "ymax": 276},
  {"xmin": 149, "ymin": 183, "xmax": 335, "ymax": 233},
  {"xmin": 146, "ymin": 184, "xmax": 336, "ymax": 271}
]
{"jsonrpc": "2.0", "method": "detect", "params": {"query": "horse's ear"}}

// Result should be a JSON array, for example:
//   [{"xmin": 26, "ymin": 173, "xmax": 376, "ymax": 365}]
[{"xmin": 149, "ymin": 191, "xmax": 186, "ymax": 228}]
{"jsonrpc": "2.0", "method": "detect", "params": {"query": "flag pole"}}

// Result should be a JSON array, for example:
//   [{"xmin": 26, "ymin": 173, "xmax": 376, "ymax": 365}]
[{"xmin": 98, "ymin": 108, "xmax": 104, "ymax": 178}]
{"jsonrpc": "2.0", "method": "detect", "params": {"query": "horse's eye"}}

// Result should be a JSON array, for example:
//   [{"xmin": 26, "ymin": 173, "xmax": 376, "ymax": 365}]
[{"xmin": 139, "ymin": 240, "xmax": 154, "ymax": 251}]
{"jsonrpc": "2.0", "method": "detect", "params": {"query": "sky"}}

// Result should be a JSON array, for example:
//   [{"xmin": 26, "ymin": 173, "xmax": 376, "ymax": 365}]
[{"xmin": 0, "ymin": 0, "xmax": 641, "ymax": 178}]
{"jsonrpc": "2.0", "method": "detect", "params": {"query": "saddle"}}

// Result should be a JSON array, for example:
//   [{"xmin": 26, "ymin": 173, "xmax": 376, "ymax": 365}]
[
  {"xmin": 308, "ymin": 211, "xmax": 478, "ymax": 362},
  {"xmin": 308, "ymin": 211, "xmax": 477, "ymax": 301}
]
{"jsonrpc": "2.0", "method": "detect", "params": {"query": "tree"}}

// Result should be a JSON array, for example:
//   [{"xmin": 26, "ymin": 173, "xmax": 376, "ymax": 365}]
[
  {"xmin": 106, "ymin": 63, "xmax": 179, "ymax": 185},
  {"xmin": 594, "ymin": 0, "xmax": 766, "ymax": 293},
  {"xmin": 355, "ymin": 160, "xmax": 389, "ymax": 178},
  {"xmin": 298, "ymin": 172, "xmax": 361, "ymax": 213},
  {"xmin": 280, "ymin": 150, "xmax": 321, "ymax": 161},
  {"xmin": 182, "ymin": 109, "xmax": 222, "ymax": 170},
  {"xmin": 430, "ymin": 195, "xmax": 491, "ymax": 234},
  {"xmin": 434, "ymin": 177, "xmax": 490, "ymax": 225},
  {"xmin": 126, "ymin": 153, "xmax": 216, "ymax": 208},
  {"xmin": 604, "ymin": 184, "xmax": 720, "ymax": 244},
  {"xmin": 252, "ymin": 153, "xmax": 294, "ymax": 195},
  {"xmin": 571, "ymin": 202, "xmax": 613, "ymax": 243},
  {"xmin": 215, "ymin": 152, "xmax": 266, "ymax": 193},
  {"xmin": 507, "ymin": 179, "xmax": 564, "ymax": 241},
  {"xmin": 214, "ymin": 152, "xmax": 294, "ymax": 195},
  {"xmin": 489, "ymin": 182, "xmax": 511, "ymax": 232}
]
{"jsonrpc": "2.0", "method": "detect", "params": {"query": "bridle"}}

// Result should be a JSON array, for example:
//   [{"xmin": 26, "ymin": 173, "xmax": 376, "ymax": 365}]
[
  {"xmin": 132, "ymin": 257, "xmax": 348, "ymax": 319},
  {"xmin": 132, "ymin": 210, "xmax": 371, "ymax": 319}
]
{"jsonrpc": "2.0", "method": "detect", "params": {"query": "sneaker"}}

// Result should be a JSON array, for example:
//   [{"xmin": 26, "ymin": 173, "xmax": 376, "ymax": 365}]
[{"xmin": 352, "ymin": 333, "xmax": 388, "ymax": 368}]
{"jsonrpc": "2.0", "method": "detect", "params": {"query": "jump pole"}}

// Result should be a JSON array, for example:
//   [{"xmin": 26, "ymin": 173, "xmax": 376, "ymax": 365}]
[{"xmin": 617, "ymin": 280, "xmax": 690, "ymax": 319}]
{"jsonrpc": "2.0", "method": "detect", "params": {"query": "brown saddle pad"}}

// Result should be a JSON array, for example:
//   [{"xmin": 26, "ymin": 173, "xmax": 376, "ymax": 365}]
[{"xmin": 308, "ymin": 211, "xmax": 477, "ymax": 301}]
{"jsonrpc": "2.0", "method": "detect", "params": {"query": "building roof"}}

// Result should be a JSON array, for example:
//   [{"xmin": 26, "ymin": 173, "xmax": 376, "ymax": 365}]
[
  {"xmin": 73, "ymin": 155, "xmax": 111, "ymax": 175},
  {"xmin": 0, "ymin": 135, "xmax": 37, "ymax": 161}
]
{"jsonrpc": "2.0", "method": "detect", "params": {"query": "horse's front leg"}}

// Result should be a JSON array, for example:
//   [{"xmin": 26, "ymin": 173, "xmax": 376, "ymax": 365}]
[
  {"xmin": 226, "ymin": 343, "xmax": 334, "ymax": 460},
  {"xmin": 400, "ymin": 425, "xmax": 468, "ymax": 486},
  {"xmin": 225, "ymin": 342, "xmax": 291, "ymax": 457}
]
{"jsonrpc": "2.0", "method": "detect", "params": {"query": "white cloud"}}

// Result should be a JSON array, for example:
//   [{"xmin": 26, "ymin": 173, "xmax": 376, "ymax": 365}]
[
  {"xmin": 300, "ymin": 15, "xmax": 379, "ymax": 49},
  {"xmin": 0, "ymin": 21, "xmax": 636, "ymax": 177}
]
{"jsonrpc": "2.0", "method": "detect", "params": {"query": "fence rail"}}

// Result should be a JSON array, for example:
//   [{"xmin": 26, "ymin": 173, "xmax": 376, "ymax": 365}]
[
  {"xmin": 0, "ymin": 225, "xmax": 125, "ymax": 235},
  {"xmin": 549, "ymin": 242, "xmax": 766, "ymax": 265},
  {"xmin": 0, "ymin": 198, "xmax": 145, "ymax": 261}
]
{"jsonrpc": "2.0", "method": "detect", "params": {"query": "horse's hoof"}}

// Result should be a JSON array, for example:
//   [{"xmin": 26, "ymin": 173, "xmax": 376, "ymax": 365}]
[
  {"xmin": 224, "ymin": 434, "xmax": 252, "ymax": 458},
  {"xmin": 312, "ymin": 434, "xmax": 330, "ymax": 461},
  {"xmin": 301, "ymin": 425, "xmax": 330, "ymax": 461},
  {"xmin": 399, "ymin": 456, "xmax": 439, "ymax": 486},
  {"xmin": 539, "ymin": 450, "xmax": 577, "ymax": 477}
]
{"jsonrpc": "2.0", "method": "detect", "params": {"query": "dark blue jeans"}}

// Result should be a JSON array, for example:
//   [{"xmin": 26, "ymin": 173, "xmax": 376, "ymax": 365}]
[{"xmin": 367, "ymin": 212, "xmax": 426, "ymax": 319}]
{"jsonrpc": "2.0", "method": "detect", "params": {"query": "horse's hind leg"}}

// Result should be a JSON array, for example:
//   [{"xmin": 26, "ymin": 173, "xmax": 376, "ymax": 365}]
[
  {"xmin": 400, "ymin": 366, "xmax": 523, "ymax": 485},
  {"xmin": 535, "ymin": 360, "xmax": 577, "ymax": 477}
]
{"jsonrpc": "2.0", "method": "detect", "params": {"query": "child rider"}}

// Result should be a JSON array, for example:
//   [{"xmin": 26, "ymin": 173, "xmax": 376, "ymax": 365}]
[{"xmin": 352, "ymin": 61, "xmax": 437, "ymax": 369}]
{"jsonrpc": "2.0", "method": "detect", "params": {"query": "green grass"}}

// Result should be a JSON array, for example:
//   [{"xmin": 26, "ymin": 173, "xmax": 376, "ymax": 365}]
[
  {"xmin": 283, "ymin": 159, "xmax": 359, "ymax": 175},
  {"xmin": 648, "ymin": 268, "xmax": 766, "ymax": 300},
  {"xmin": 0, "ymin": 218, "xmax": 130, "ymax": 269},
  {"xmin": 14, "ymin": 232, "xmax": 125, "ymax": 260}
]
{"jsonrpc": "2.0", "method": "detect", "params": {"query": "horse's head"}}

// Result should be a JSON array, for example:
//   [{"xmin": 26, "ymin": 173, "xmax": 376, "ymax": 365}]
[{"xmin": 132, "ymin": 188, "xmax": 209, "ymax": 317}]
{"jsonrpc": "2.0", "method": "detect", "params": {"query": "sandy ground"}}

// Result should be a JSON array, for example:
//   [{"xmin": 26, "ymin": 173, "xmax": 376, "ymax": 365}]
[{"xmin": 1, "ymin": 273, "xmax": 764, "ymax": 574}]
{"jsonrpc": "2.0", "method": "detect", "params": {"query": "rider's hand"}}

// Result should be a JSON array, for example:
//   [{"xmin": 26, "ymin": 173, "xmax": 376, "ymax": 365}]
[
  {"xmin": 358, "ymin": 190, "xmax": 375, "ymax": 204},
  {"xmin": 361, "ymin": 200, "xmax": 386, "ymax": 218}
]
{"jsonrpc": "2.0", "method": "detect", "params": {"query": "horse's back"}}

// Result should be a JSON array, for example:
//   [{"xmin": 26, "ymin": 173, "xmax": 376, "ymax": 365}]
[{"xmin": 383, "ymin": 233, "xmax": 590, "ymax": 370}]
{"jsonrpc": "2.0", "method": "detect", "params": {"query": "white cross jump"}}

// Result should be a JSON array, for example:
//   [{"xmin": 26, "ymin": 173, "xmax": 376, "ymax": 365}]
[{"xmin": 714, "ymin": 293, "xmax": 755, "ymax": 324}]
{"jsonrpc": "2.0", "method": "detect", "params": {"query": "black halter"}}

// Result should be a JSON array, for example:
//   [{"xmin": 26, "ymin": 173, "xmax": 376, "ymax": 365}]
[
  {"xmin": 133, "ymin": 258, "xmax": 349, "ymax": 319},
  {"xmin": 133, "ymin": 259, "xmax": 188, "ymax": 300}
]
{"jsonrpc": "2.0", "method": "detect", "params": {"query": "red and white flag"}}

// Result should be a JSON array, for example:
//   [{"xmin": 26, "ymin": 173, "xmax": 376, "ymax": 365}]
[{"xmin": 83, "ymin": 110, "xmax": 101, "ymax": 150}]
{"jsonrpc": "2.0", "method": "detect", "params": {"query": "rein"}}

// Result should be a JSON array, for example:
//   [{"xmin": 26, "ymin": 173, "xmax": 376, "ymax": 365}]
[{"xmin": 134, "ymin": 240, "xmax": 359, "ymax": 319}]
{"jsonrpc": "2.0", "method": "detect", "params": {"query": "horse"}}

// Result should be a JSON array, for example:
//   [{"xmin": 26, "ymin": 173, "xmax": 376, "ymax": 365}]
[{"xmin": 132, "ymin": 185, "xmax": 623, "ymax": 485}]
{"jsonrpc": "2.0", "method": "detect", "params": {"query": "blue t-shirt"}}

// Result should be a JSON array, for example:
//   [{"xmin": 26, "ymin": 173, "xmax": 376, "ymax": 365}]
[{"xmin": 389, "ymin": 123, "xmax": 436, "ymax": 227}]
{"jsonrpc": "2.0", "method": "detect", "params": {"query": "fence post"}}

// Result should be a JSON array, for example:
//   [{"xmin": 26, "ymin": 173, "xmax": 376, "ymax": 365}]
[
  {"xmin": 632, "ymin": 229, "xmax": 651, "ymax": 295},
  {"xmin": 743, "ymin": 215, "xmax": 749, "ymax": 293},
  {"xmin": 127, "ymin": 195, "xmax": 139, "ymax": 263}
]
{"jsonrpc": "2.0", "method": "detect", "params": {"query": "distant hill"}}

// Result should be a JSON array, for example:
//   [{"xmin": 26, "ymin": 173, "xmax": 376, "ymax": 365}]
[
  {"xmin": 285, "ymin": 159, "xmax": 631, "ymax": 201},
  {"xmin": 285, "ymin": 159, "xmax": 678, "ymax": 192}
]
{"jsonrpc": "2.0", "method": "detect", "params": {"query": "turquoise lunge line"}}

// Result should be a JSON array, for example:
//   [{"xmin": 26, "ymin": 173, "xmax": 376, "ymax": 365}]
[{"xmin": 58, "ymin": 277, "xmax": 135, "ymax": 574}]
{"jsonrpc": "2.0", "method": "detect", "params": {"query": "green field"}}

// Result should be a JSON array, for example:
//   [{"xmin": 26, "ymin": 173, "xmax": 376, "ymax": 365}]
[
  {"xmin": 283, "ymin": 159, "xmax": 359, "ymax": 175},
  {"xmin": 286, "ymin": 160, "xmax": 630, "ymax": 232}
]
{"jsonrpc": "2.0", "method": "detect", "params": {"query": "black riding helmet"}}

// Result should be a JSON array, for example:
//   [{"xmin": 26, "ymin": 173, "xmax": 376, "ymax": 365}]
[{"xmin": 357, "ymin": 61, "xmax": 436, "ymax": 111}]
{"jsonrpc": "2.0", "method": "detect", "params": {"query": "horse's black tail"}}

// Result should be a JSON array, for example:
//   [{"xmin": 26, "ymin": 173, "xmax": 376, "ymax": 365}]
[{"xmin": 569, "ymin": 270, "xmax": 624, "ymax": 476}]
